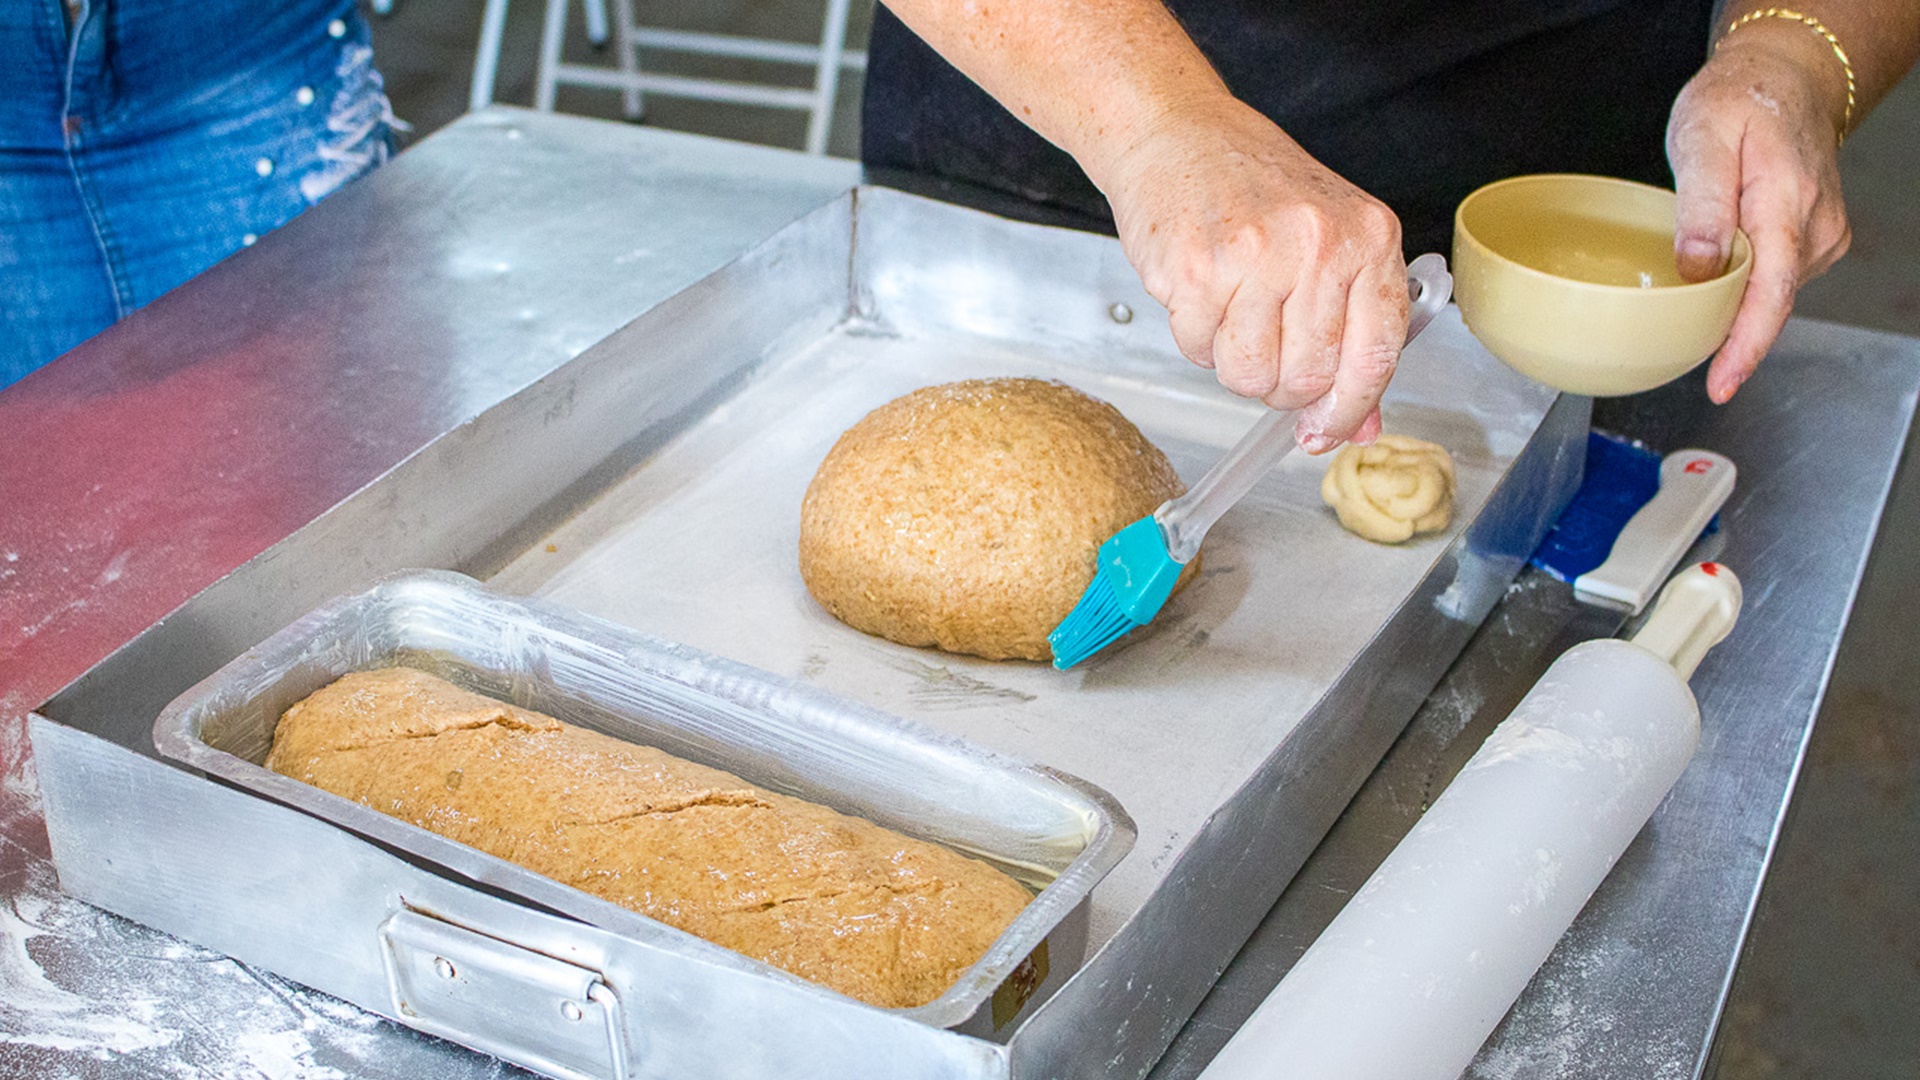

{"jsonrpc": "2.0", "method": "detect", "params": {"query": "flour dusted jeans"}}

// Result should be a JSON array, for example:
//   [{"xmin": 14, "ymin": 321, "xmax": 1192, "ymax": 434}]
[{"xmin": 0, "ymin": 0, "xmax": 399, "ymax": 389}]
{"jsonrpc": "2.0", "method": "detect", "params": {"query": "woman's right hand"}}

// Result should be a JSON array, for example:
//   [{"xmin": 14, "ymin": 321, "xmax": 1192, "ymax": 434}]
[{"xmin": 1090, "ymin": 97, "xmax": 1411, "ymax": 452}]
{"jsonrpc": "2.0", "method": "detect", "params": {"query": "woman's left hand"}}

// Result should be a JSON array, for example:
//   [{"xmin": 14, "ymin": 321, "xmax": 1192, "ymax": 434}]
[{"xmin": 1667, "ymin": 23, "xmax": 1852, "ymax": 403}]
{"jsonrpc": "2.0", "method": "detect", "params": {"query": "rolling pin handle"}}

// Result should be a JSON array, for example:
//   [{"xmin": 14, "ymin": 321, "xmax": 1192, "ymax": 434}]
[{"xmin": 1629, "ymin": 562, "xmax": 1743, "ymax": 680}]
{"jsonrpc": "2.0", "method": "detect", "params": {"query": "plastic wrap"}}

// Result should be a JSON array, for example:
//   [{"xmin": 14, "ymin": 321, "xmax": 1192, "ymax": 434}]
[{"xmin": 152, "ymin": 570, "xmax": 1134, "ymax": 1030}]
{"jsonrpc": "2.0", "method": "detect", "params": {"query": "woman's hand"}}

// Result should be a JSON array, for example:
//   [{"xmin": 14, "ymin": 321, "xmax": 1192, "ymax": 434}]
[
  {"xmin": 1092, "ymin": 98, "xmax": 1410, "ymax": 452},
  {"xmin": 1667, "ymin": 23, "xmax": 1852, "ymax": 403}
]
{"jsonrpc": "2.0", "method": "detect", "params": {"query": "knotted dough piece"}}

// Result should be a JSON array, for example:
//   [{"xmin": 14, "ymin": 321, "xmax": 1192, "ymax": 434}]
[
  {"xmin": 1320, "ymin": 434, "xmax": 1456, "ymax": 543},
  {"xmin": 799, "ymin": 378, "xmax": 1185, "ymax": 661}
]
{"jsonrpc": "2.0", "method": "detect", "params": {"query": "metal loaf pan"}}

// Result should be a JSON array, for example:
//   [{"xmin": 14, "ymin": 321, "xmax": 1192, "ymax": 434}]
[{"xmin": 151, "ymin": 569, "xmax": 1135, "ymax": 1032}]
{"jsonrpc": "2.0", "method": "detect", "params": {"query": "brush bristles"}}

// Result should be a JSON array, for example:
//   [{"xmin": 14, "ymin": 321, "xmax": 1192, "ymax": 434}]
[{"xmin": 1048, "ymin": 574, "xmax": 1143, "ymax": 669}]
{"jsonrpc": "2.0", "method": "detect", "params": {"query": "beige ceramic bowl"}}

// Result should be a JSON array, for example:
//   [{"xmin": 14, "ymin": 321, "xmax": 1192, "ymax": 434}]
[{"xmin": 1453, "ymin": 174, "xmax": 1751, "ymax": 396}]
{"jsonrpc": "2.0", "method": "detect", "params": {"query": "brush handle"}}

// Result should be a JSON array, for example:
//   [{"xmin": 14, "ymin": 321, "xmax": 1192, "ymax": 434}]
[{"xmin": 1155, "ymin": 254, "xmax": 1454, "ymax": 563}]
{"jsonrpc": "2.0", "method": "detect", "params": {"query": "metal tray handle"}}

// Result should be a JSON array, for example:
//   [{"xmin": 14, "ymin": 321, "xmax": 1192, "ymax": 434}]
[{"xmin": 380, "ymin": 908, "xmax": 632, "ymax": 1080}]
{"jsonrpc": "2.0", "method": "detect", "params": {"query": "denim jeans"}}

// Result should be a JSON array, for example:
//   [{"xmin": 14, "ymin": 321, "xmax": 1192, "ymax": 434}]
[{"xmin": 0, "ymin": 0, "xmax": 399, "ymax": 390}]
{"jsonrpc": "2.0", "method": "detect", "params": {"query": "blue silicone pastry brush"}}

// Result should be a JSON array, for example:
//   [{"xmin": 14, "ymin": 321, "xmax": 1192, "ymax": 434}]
[{"xmin": 1047, "ymin": 254, "xmax": 1455, "ymax": 670}]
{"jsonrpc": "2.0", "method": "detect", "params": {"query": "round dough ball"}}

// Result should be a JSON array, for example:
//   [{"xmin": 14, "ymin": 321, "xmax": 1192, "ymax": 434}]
[
  {"xmin": 799, "ymin": 378, "xmax": 1185, "ymax": 661},
  {"xmin": 1320, "ymin": 435, "xmax": 1456, "ymax": 543}
]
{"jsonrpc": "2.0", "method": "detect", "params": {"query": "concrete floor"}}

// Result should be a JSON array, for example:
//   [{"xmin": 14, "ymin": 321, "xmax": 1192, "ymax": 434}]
[
  {"xmin": 367, "ymin": 3, "xmax": 1919, "ymax": 1075},
  {"xmin": 373, "ymin": 0, "xmax": 872, "ymax": 157}
]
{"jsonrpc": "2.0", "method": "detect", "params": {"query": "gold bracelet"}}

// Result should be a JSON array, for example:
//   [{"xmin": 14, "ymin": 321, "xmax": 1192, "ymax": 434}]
[{"xmin": 1717, "ymin": 7, "xmax": 1856, "ymax": 144}]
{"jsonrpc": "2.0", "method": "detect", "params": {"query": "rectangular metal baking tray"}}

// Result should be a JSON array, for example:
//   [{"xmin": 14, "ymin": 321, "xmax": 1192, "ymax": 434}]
[
  {"xmin": 151, "ymin": 568, "xmax": 1133, "ymax": 1032},
  {"xmin": 490, "ymin": 191, "xmax": 1575, "ymax": 963},
  {"xmin": 34, "ymin": 182, "xmax": 1581, "ymax": 1080}
]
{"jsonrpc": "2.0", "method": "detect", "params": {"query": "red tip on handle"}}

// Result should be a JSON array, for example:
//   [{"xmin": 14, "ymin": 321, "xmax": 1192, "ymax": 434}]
[{"xmin": 1700, "ymin": 562, "xmax": 1721, "ymax": 576}]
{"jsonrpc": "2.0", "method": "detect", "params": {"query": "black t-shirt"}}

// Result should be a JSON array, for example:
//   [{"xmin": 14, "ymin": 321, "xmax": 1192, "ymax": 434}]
[{"xmin": 861, "ymin": 0, "xmax": 1716, "ymax": 256}]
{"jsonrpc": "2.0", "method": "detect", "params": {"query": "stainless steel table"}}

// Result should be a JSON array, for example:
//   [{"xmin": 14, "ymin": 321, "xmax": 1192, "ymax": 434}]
[
  {"xmin": 1, "ymin": 108, "xmax": 1915, "ymax": 1080},
  {"xmin": 1150, "ymin": 330, "xmax": 1920, "ymax": 1079}
]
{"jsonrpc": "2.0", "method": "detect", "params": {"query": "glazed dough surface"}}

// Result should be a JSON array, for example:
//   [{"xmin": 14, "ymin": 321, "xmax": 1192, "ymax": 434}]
[
  {"xmin": 265, "ymin": 667, "xmax": 1031, "ymax": 1009},
  {"xmin": 799, "ymin": 378, "xmax": 1185, "ymax": 661},
  {"xmin": 1320, "ymin": 434, "xmax": 1456, "ymax": 543}
]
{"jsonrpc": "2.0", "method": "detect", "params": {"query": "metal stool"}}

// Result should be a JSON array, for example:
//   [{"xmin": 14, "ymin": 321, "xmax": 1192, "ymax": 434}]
[{"xmin": 469, "ymin": 0, "xmax": 866, "ymax": 156}]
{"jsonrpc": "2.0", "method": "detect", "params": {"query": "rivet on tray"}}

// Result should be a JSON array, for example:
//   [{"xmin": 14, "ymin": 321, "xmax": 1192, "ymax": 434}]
[
  {"xmin": 434, "ymin": 956, "xmax": 457, "ymax": 980},
  {"xmin": 1108, "ymin": 302, "xmax": 1133, "ymax": 325},
  {"xmin": 561, "ymin": 1000, "xmax": 586, "ymax": 1021}
]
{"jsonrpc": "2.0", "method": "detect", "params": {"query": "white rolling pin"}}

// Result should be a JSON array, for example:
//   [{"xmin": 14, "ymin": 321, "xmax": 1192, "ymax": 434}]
[{"xmin": 1200, "ymin": 562, "xmax": 1743, "ymax": 1080}]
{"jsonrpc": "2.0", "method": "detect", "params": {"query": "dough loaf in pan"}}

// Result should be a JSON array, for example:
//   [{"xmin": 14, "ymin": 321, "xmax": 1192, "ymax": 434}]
[{"xmin": 265, "ymin": 667, "xmax": 1032, "ymax": 1009}]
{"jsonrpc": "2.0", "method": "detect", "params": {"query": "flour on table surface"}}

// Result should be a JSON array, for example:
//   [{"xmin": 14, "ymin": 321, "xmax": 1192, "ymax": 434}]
[{"xmin": 0, "ymin": 858, "xmax": 528, "ymax": 1078}]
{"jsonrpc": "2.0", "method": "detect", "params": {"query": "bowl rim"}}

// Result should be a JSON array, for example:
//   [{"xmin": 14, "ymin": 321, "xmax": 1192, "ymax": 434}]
[{"xmin": 1454, "ymin": 172, "xmax": 1753, "ymax": 295}]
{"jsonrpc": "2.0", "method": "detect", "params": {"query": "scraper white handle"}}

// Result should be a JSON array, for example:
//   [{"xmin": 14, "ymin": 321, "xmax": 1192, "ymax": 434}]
[
  {"xmin": 1198, "ymin": 564, "xmax": 1742, "ymax": 1080},
  {"xmin": 1574, "ymin": 449, "xmax": 1735, "ymax": 613},
  {"xmin": 1157, "ymin": 254, "xmax": 1453, "ymax": 563}
]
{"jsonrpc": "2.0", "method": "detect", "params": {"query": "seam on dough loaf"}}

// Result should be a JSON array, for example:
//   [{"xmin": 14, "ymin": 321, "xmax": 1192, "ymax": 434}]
[{"xmin": 563, "ymin": 788, "xmax": 773, "ymax": 827}]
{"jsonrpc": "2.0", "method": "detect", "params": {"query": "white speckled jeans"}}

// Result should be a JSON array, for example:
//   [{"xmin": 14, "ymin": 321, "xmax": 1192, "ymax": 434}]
[{"xmin": 0, "ymin": 0, "xmax": 401, "ymax": 389}]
